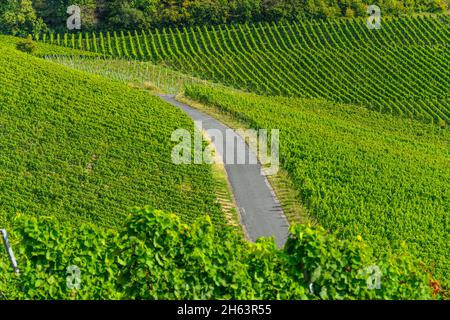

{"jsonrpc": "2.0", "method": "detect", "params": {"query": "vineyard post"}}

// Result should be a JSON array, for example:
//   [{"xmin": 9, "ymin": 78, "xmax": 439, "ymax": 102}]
[
  {"xmin": 158, "ymin": 69, "xmax": 161, "ymax": 88},
  {"xmin": 1, "ymin": 229, "xmax": 19, "ymax": 274}
]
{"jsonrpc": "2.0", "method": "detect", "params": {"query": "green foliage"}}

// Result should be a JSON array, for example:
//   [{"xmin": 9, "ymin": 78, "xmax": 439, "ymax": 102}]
[
  {"xmin": 0, "ymin": 34, "xmax": 100, "ymax": 57},
  {"xmin": 0, "ymin": 45, "xmax": 224, "ymax": 231},
  {"xmin": 63, "ymin": 33, "xmax": 68, "ymax": 47},
  {"xmin": 33, "ymin": 0, "xmax": 97, "ymax": 31},
  {"xmin": 28, "ymin": 0, "xmax": 450, "ymax": 32},
  {"xmin": 77, "ymin": 32, "xmax": 82, "ymax": 50},
  {"xmin": 44, "ymin": 15, "xmax": 450, "ymax": 124},
  {"xmin": 285, "ymin": 225, "xmax": 432, "ymax": 299},
  {"xmin": 0, "ymin": 208, "xmax": 433, "ymax": 299},
  {"xmin": 16, "ymin": 35, "xmax": 37, "ymax": 54},
  {"xmin": 184, "ymin": 84, "xmax": 450, "ymax": 289},
  {"xmin": 43, "ymin": 55, "xmax": 227, "ymax": 95},
  {"xmin": 85, "ymin": 33, "xmax": 91, "ymax": 51},
  {"xmin": 116, "ymin": 208, "xmax": 256, "ymax": 299},
  {"xmin": 0, "ymin": 0, "xmax": 45, "ymax": 36},
  {"xmin": 1, "ymin": 215, "xmax": 121, "ymax": 299}
]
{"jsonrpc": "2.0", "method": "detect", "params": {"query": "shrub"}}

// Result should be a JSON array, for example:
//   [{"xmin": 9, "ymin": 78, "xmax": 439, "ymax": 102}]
[
  {"xmin": 345, "ymin": 7, "xmax": 356, "ymax": 18},
  {"xmin": 16, "ymin": 35, "xmax": 37, "ymax": 54},
  {"xmin": 0, "ymin": 208, "xmax": 434, "ymax": 300},
  {"xmin": 284, "ymin": 225, "xmax": 432, "ymax": 299}
]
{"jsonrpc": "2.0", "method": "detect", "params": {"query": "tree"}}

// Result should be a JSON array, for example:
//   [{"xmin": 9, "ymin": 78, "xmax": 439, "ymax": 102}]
[
  {"xmin": 0, "ymin": 0, "xmax": 45, "ymax": 36},
  {"xmin": 231, "ymin": 0, "xmax": 261, "ymax": 22},
  {"xmin": 188, "ymin": 0, "xmax": 230, "ymax": 25},
  {"xmin": 33, "ymin": 0, "xmax": 97, "ymax": 32},
  {"xmin": 97, "ymin": 0, "xmax": 158, "ymax": 30}
]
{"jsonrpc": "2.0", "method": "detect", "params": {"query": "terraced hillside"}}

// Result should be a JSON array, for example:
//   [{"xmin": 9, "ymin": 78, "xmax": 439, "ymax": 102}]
[
  {"xmin": 185, "ymin": 84, "xmax": 450, "ymax": 286},
  {"xmin": 42, "ymin": 15, "xmax": 450, "ymax": 124},
  {"xmin": 0, "ymin": 44, "xmax": 225, "ymax": 228}
]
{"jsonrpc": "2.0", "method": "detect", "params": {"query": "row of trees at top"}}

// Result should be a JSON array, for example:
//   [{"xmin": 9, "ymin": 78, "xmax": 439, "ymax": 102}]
[
  {"xmin": 0, "ymin": 0, "xmax": 45, "ymax": 36},
  {"xmin": 0, "ymin": 0, "xmax": 448, "ymax": 36}
]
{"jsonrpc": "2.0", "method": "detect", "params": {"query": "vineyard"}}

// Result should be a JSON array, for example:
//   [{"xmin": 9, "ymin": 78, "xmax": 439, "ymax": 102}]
[
  {"xmin": 43, "ymin": 55, "xmax": 226, "ymax": 95},
  {"xmin": 0, "ymin": 44, "xmax": 226, "ymax": 228},
  {"xmin": 1, "ymin": 9, "xmax": 449, "ymax": 300},
  {"xmin": 0, "ymin": 207, "xmax": 434, "ymax": 299},
  {"xmin": 40, "ymin": 15, "xmax": 450, "ymax": 124},
  {"xmin": 184, "ymin": 84, "xmax": 450, "ymax": 287}
]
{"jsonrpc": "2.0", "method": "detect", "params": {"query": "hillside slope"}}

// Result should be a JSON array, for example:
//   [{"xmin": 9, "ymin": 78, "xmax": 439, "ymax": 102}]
[
  {"xmin": 43, "ymin": 15, "xmax": 450, "ymax": 124},
  {"xmin": 185, "ymin": 84, "xmax": 450, "ymax": 286},
  {"xmin": 0, "ymin": 45, "xmax": 224, "ymax": 227}
]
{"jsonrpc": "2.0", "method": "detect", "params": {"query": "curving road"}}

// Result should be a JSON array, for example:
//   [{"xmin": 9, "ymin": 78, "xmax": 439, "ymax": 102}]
[{"xmin": 159, "ymin": 95, "xmax": 289, "ymax": 247}]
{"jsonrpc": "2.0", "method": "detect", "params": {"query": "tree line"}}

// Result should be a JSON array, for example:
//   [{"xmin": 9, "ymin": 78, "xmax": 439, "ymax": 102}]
[{"xmin": 0, "ymin": 0, "xmax": 448, "ymax": 36}]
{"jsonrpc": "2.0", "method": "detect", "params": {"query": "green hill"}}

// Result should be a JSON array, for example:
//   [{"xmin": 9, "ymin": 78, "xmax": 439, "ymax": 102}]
[
  {"xmin": 1, "ymin": 12, "xmax": 448, "ymax": 299},
  {"xmin": 0, "ymin": 44, "xmax": 224, "ymax": 228},
  {"xmin": 43, "ymin": 15, "xmax": 450, "ymax": 124},
  {"xmin": 185, "ymin": 84, "xmax": 450, "ymax": 287}
]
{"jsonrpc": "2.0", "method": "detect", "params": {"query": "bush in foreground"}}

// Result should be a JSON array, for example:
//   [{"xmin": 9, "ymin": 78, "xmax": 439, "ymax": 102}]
[{"xmin": 0, "ymin": 208, "xmax": 433, "ymax": 299}]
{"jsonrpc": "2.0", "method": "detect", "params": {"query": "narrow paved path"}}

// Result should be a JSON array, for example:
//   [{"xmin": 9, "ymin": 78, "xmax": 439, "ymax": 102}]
[{"xmin": 159, "ymin": 95, "xmax": 289, "ymax": 247}]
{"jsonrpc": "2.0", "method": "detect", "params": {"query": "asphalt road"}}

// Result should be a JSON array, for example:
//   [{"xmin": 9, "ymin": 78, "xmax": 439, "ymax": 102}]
[{"xmin": 159, "ymin": 95, "xmax": 289, "ymax": 247}]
